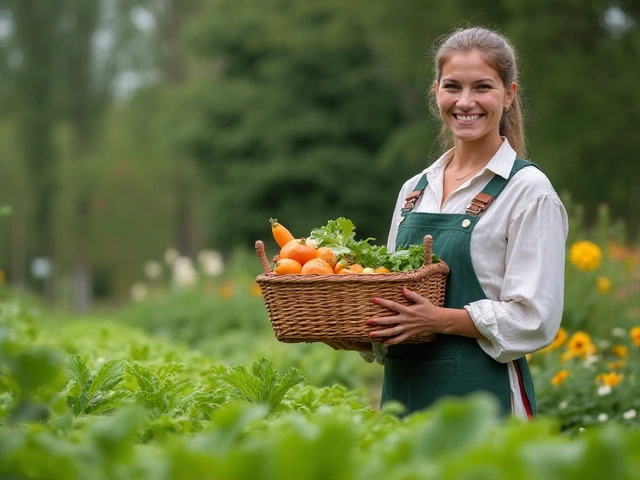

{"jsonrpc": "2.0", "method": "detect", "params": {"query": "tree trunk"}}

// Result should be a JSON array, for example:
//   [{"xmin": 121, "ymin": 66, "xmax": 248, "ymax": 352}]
[{"xmin": 163, "ymin": 0, "xmax": 196, "ymax": 256}]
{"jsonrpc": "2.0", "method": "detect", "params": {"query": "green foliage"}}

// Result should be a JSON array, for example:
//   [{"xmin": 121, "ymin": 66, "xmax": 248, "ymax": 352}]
[
  {"xmin": 4, "ymin": 289, "xmax": 640, "ymax": 478},
  {"xmin": 531, "ymin": 327, "xmax": 640, "ymax": 435},
  {"xmin": 64, "ymin": 355, "xmax": 131, "ymax": 416},
  {"xmin": 309, "ymin": 217, "xmax": 437, "ymax": 270},
  {"xmin": 128, "ymin": 361, "xmax": 222, "ymax": 421},
  {"xmin": 562, "ymin": 201, "xmax": 638, "ymax": 336},
  {"xmin": 218, "ymin": 357, "xmax": 307, "ymax": 414},
  {"xmin": 179, "ymin": 0, "xmax": 404, "ymax": 248},
  {"xmin": 120, "ymin": 285, "xmax": 270, "ymax": 347}
]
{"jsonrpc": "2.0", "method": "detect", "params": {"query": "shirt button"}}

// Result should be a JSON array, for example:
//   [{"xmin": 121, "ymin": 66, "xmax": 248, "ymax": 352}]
[{"xmin": 462, "ymin": 219, "xmax": 471, "ymax": 228}]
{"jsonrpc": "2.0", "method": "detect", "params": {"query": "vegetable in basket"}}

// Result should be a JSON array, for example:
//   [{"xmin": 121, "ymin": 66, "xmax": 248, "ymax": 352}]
[{"xmin": 269, "ymin": 217, "xmax": 439, "ymax": 275}]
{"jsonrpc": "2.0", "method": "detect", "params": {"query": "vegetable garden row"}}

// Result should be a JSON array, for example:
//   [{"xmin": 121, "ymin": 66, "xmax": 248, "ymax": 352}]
[{"xmin": 1, "ymin": 203, "xmax": 640, "ymax": 478}]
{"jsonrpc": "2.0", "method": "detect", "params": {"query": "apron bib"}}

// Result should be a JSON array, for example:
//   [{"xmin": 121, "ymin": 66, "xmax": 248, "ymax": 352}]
[{"xmin": 381, "ymin": 158, "xmax": 537, "ymax": 416}]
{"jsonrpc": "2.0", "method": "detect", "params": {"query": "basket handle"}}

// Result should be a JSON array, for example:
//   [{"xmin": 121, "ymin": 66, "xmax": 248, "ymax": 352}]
[
  {"xmin": 255, "ymin": 240, "xmax": 273, "ymax": 274},
  {"xmin": 423, "ymin": 235, "xmax": 433, "ymax": 266}
]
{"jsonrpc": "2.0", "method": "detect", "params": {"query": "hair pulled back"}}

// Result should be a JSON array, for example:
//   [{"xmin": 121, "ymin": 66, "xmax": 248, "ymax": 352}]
[{"xmin": 428, "ymin": 27, "xmax": 526, "ymax": 157}]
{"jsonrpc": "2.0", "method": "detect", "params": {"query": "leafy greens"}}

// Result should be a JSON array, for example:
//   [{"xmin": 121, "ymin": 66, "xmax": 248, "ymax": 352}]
[{"xmin": 308, "ymin": 217, "xmax": 438, "ymax": 272}]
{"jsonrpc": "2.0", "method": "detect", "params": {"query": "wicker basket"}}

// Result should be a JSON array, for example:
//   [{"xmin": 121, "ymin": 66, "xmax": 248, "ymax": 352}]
[{"xmin": 254, "ymin": 235, "xmax": 449, "ymax": 344}]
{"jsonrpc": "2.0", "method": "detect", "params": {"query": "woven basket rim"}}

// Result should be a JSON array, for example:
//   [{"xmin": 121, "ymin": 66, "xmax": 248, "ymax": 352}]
[{"xmin": 256, "ymin": 259, "xmax": 449, "ymax": 284}]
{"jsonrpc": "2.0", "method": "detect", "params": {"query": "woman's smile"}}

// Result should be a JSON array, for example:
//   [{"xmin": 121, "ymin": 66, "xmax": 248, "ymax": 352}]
[
  {"xmin": 453, "ymin": 113, "xmax": 485, "ymax": 123},
  {"xmin": 435, "ymin": 49, "xmax": 516, "ymax": 147}
]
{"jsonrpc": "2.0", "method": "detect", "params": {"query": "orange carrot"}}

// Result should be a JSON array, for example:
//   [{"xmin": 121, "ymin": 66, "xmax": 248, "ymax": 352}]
[{"xmin": 270, "ymin": 218, "xmax": 295, "ymax": 248}]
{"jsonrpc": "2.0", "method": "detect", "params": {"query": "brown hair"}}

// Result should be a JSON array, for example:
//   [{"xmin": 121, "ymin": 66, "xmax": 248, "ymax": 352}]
[{"xmin": 428, "ymin": 27, "xmax": 526, "ymax": 158}]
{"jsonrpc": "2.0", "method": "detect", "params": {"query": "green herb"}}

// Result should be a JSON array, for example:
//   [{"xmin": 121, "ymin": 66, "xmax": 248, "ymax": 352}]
[{"xmin": 308, "ymin": 217, "xmax": 438, "ymax": 271}]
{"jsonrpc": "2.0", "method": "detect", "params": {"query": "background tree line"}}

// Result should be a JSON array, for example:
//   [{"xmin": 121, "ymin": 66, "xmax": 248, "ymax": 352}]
[{"xmin": 0, "ymin": 0, "xmax": 638, "ymax": 310}]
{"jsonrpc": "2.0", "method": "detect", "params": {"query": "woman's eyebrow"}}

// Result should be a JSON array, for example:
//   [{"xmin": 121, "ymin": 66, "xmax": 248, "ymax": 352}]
[{"xmin": 440, "ymin": 77, "xmax": 497, "ymax": 84}]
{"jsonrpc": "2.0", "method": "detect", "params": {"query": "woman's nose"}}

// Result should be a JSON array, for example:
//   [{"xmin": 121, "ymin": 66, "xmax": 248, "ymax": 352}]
[{"xmin": 456, "ymin": 89, "xmax": 475, "ymax": 109}]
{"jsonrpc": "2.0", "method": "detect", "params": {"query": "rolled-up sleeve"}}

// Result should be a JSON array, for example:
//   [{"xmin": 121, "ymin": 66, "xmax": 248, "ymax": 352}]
[{"xmin": 467, "ymin": 193, "xmax": 568, "ymax": 363}]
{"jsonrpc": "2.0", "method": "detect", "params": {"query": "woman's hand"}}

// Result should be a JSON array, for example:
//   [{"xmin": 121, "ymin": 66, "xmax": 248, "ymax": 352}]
[
  {"xmin": 366, "ymin": 287, "xmax": 441, "ymax": 346},
  {"xmin": 366, "ymin": 287, "xmax": 485, "ymax": 345}
]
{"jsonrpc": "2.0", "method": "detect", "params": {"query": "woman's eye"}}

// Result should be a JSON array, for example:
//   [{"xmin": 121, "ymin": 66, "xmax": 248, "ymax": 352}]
[
  {"xmin": 476, "ymin": 84, "xmax": 492, "ymax": 90},
  {"xmin": 442, "ymin": 83, "xmax": 460, "ymax": 90}
]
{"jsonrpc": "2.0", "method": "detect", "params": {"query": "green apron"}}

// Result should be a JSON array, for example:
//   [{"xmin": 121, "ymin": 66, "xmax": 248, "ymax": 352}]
[{"xmin": 381, "ymin": 158, "xmax": 537, "ymax": 416}]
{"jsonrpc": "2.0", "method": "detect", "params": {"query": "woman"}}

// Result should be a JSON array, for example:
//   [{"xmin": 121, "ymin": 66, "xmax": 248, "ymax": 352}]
[{"xmin": 364, "ymin": 26, "xmax": 568, "ymax": 419}]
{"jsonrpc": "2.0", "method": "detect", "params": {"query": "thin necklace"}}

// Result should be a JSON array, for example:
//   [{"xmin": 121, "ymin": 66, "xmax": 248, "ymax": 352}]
[{"xmin": 447, "ymin": 164, "xmax": 484, "ymax": 182}]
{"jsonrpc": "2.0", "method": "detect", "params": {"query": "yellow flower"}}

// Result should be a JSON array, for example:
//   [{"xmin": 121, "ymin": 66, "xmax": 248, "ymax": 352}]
[
  {"xmin": 631, "ymin": 326, "xmax": 640, "ymax": 347},
  {"xmin": 570, "ymin": 240, "xmax": 602, "ymax": 271},
  {"xmin": 612, "ymin": 344, "xmax": 628, "ymax": 359},
  {"xmin": 597, "ymin": 276, "xmax": 611, "ymax": 294},
  {"xmin": 538, "ymin": 327, "xmax": 568, "ymax": 353},
  {"xmin": 566, "ymin": 331, "xmax": 597, "ymax": 359},
  {"xmin": 552, "ymin": 369, "xmax": 570, "ymax": 386},
  {"xmin": 596, "ymin": 372, "xmax": 624, "ymax": 387}
]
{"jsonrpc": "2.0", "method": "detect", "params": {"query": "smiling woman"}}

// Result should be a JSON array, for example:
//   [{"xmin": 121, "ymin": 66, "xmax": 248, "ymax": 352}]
[
  {"xmin": 361, "ymin": 26, "xmax": 569, "ymax": 421},
  {"xmin": 435, "ymin": 50, "xmax": 516, "ymax": 174}
]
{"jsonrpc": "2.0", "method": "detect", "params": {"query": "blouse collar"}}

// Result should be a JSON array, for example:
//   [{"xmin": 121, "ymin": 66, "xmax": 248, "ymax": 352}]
[{"xmin": 425, "ymin": 138, "xmax": 517, "ymax": 181}]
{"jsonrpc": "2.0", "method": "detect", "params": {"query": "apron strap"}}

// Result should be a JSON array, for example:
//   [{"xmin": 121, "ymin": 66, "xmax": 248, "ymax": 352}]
[
  {"xmin": 401, "ymin": 157, "xmax": 536, "ymax": 218},
  {"xmin": 465, "ymin": 157, "xmax": 536, "ymax": 216},
  {"xmin": 401, "ymin": 174, "xmax": 429, "ymax": 213}
]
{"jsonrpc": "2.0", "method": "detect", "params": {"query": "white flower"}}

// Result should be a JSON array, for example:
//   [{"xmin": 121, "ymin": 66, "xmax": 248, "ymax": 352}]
[
  {"xmin": 611, "ymin": 327, "xmax": 626, "ymax": 338},
  {"xmin": 598, "ymin": 413, "xmax": 608, "ymax": 423},
  {"xmin": 597, "ymin": 385, "xmax": 612, "ymax": 396},
  {"xmin": 623, "ymin": 409, "xmax": 637, "ymax": 420},
  {"xmin": 130, "ymin": 282, "xmax": 148, "ymax": 302},
  {"xmin": 583, "ymin": 354, "xmax": 598, "ymax": 368},
  {"xmin": 197, "ymin": 249, "xmax": 224, "ymax": 277},
  {"xmin": 144, "ymin": 261, "xmax": 163, "ymax": 280},
  {"xmin": 559, "ymin": 401, "xmax": 569, "ymax": 410},
  {"xmin": 172, "ymin": 256, "xmax": 198, "ymax": 289},
  {"xmin": 96, "ymin": 356, "xmax": 106, "ymax": 366},
  {"xmin": 164, "ymin": 248, "xmax": 180, "ymax": 266},
  {"xmin": 578, "ymin": 427, "xmax": 586, "ymax": 435}
]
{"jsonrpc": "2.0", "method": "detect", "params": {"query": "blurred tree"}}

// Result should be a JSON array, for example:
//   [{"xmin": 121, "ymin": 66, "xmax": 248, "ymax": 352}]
[
  {"xmin": 175, "ymin": 0, "xmax": 405, "ymax": 249},
  {"xmin": 504, "ymin": 0, "xmax": 640, "ymax": 238},
  {"xmin": 345, "ymin": 0, "xmax": 510, "ymax": 195},
  {"xmin": 56, "ymin": 0, "xmax": 111, "ymax": 312},
  {"xmin": 0, "ymin": 1, "xmax": 63, "ymax": 297},
  {"xmin": 115, "ymin": 0, "xmax": 204, "ymax": 258}
]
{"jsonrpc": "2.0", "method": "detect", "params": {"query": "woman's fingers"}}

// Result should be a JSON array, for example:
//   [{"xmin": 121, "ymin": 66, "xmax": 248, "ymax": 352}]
[
  {"xmin": 369, "ymin": 324, "xmax": 403, "ymax": 339},
  {"xmin": 366, "ymin": 287, "xmax": 439, "ymax": 345}
]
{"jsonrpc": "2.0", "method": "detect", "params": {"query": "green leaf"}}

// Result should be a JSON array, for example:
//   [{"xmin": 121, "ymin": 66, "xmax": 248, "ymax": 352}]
[
  {"xmin": 219, "ymin": 358, "xmax": 307, "ymax": 414},
  {"xmin": 64, "ymin": 354, "xmax": 90, "ymax": 397},
  {"xmin": 87, "ymin": 359, "xmax": 126, "ymax": 398}
]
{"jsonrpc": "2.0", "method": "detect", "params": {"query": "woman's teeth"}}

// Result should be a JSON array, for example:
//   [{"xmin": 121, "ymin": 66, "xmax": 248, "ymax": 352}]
[{"xmin": 456, "ymin": 114, "xmax": 482, "ymax": 121}]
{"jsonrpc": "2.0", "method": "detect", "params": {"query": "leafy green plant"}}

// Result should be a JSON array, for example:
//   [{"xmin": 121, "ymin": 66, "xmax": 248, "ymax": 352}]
[
  {"xmin": 309, "ymin": 217, "xmax": 438, "ymax": 270},
  {"xmin": 218, "ymin": 357, "xmax": 307, "ymax": 414},
  {"xmin": 64, "ymin": 355, "xmax": 131, "ymax": 416},
  {"xmin": 128, "ymin": 361, "xmax": 223, "ymax": 420},
  {"xmin": 531, "ymin": 327, "xmax": 640, "ymax": 434}
]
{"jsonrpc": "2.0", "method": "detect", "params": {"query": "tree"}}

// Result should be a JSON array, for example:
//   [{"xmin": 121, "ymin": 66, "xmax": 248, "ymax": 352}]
[
  {"xmin": 504, "ymin": 0, "xmax": 640, "ymax": 238},
  {"xmin": 0, "ymin": 1, "xmax": 63, "ymax": 297},
  {"xmin": 172, "ymin": 0, "xmax": 406, "ymax": 249}
]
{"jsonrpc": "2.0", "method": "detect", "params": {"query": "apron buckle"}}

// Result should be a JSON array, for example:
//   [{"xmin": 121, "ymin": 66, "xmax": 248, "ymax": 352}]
[{"xmin": 466, "ymin": 192, "xmax": 494, "ymax": 216}]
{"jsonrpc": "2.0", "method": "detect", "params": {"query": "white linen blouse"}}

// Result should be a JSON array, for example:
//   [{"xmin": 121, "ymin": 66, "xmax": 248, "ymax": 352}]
[{"xmin": 382, "ymin": 138, "xmax": 569, "ymax": 418}]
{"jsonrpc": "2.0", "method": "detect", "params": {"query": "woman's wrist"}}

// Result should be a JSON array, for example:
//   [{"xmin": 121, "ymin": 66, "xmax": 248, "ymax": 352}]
[{"xmin": 439, "ymin": 307, "xmax": 485, "ymax": 339}]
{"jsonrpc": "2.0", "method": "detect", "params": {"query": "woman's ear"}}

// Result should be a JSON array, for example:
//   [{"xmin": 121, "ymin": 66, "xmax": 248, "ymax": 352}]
[{"xmin": 506, "ymin": 82, "xmax": 517, "ymax": 107}]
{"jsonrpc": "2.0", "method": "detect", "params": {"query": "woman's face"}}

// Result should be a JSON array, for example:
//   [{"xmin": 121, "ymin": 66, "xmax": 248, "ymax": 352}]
[{"xmin": 434, "ymin": 50, "xmax": 516, "ymax": 147}]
